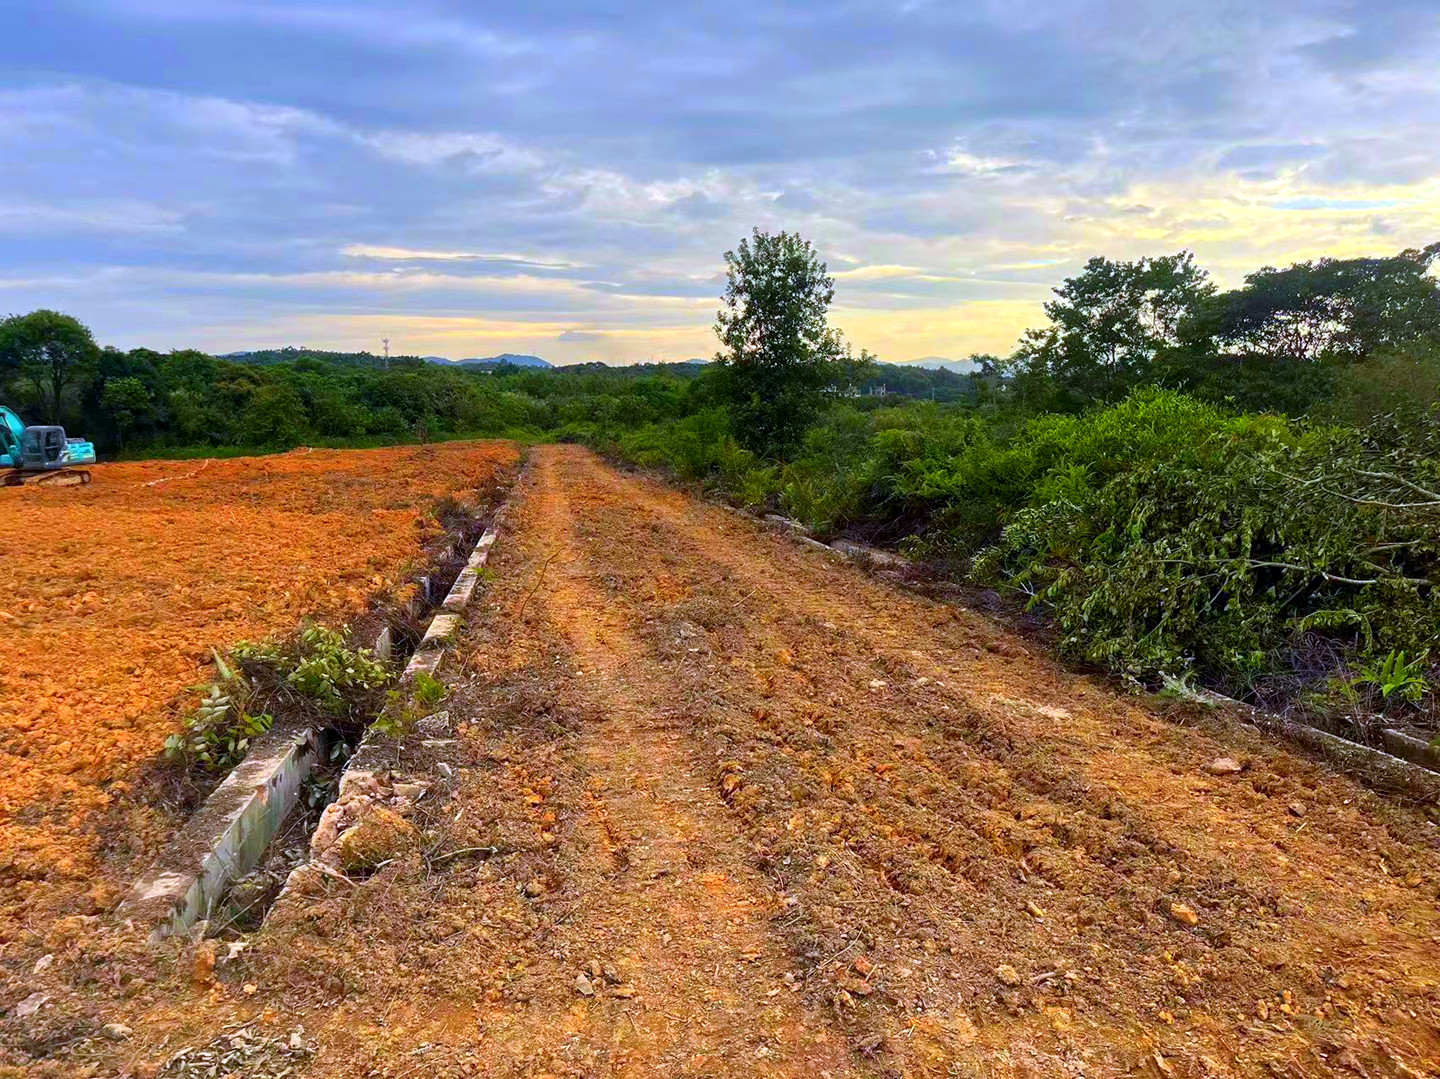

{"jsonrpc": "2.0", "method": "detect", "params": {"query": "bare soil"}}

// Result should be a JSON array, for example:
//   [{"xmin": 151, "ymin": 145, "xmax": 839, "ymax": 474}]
[{"xmin": 6, "ymin": 445, "xmax": 1440, "ymax": 1079}]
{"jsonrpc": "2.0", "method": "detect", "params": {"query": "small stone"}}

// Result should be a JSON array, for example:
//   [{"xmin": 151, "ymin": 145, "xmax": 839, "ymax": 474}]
[
  {"xmin": 995, "ymin": 964, "xmax": 1022, "ymax": 987},
  {"xmin": 32, "ymin": 954, "xmax": 53, "ymax": 974},
  {"xmin": 1287, "ymin": 802, "xmax": 1306, "ymax": 817},
  {"xmin": 574, "ymin": 972, "xmax": 595, "ymax": 997},
  {"xmin": 1205, "ymin": 757, "xmax": 1243, "ymax": 776},
  {"xmin": 1169, "ymin": 902, "xmax": 1200, "ymax": 926},
  {"xmin": 102, "ymin": 1022, "xmax": 133, "ymax": 1042},
  {"xmin": 14, "ymin": 992, "xmax": 49, "ymax": 1018}
]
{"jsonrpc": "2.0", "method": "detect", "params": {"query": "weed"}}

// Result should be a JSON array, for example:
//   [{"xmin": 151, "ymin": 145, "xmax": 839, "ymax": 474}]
[{"xmin": 412, "ymin": 670, "xmax": 448, "ymax": 709}]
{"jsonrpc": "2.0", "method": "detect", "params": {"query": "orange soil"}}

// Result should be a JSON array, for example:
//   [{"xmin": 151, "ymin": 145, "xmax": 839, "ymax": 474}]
[
  {"xmin": 0, "ymin": 442, "xmax": 517, "ymax": 940},
  {"xmin": 9, "ymin": 445, "xmax": 1440, "ymax": 1079}
]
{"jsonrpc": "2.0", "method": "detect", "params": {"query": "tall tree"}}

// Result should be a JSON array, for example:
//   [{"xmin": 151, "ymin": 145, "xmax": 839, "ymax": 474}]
[
  {"xmin": 714, "ymin": 228, "xmax": 847, "ymax": 457},
  {"xmin": 1011, "ymin": 252, "xmax": 1213, "ymax": 403},
  {"xmin": 0, "ymin": 309, "xmax": 101, "ymax": 423},
  {"xmin": 1182, "ymin": 243, "xmax": 1440, "ymax": 363}
]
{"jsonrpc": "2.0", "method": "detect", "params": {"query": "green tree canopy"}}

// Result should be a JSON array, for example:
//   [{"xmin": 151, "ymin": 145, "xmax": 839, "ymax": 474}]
[
  {"xmin": 1181, "ymin": 243, "xmax": 1440, "ymax": 363},
  {"xmin": 1009, "ymin": 252, "xmax": 1213, "ymax": 405},
  {"xmin": 0, "ymin": 309, "xmax": 101, "ymax": 423},
  {"xmin": 713, "ymin": 228, "xmax": 847, "ymax": 457}
]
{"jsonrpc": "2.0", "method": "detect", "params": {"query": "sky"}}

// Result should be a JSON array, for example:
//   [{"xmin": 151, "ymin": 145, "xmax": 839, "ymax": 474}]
[{"xmin": 0, "ymin": 1, "xmax": 1437, "ymax": 366}]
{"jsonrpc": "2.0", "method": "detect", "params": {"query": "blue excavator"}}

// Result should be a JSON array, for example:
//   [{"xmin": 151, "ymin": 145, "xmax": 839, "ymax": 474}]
[{"xmin": 1, "ymin": 405, "xmax": 96, "ymax": 486}]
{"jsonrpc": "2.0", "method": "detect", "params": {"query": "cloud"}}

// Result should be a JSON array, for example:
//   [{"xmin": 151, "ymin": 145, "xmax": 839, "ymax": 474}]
[
  {"xmin": 340, "ymin": 245, "xmax": 586, "ymax": 270},
  {"xmin": 0, "ymin": 1, "xmax": 1435, "ymax": 362}
]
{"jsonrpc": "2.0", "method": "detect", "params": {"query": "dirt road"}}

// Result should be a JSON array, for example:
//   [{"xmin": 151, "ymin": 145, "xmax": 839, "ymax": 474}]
[{"xmin": 13, "ymin": 444, "xmax": 1440, "ymax": 1078}]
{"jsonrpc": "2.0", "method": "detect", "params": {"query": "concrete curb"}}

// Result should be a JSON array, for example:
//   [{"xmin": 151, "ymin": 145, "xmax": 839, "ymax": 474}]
[
  {"xmin": 732, "ymin": 506, "xmax": 913, "ymax": 570},
  {"xmin": 1183, "ymin": 687, "xmax": 1440, "ymax": 798},
  {"xmin": 119, "ymin": 728, "xmax": 320, "ymax": 941}
]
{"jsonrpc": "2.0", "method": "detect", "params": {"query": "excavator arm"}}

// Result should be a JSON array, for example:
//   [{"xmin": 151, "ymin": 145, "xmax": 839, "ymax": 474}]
[{"xmin": 0, "ymin": 406, "xmax": 25, "ymax": 469}]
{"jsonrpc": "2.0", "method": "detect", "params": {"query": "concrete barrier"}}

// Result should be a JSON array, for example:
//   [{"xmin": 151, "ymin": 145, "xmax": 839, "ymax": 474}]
[{"xmin": 119, "ymin": 728, "xmax": 320, "ymax": 941}]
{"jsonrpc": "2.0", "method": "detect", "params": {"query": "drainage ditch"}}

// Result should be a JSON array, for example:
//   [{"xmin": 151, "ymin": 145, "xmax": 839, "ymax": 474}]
[{"xmin": 120, "ymin": 486, "xmax": 506, "ymax": 940}]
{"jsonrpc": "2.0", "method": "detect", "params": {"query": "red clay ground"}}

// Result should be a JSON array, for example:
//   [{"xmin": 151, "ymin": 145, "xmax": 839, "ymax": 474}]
[
  {"xmin": 5, "ymin": 444, "xmax": 1440, "ymax": 1079},
  {"xmin": 0, "ymin": 442, "xmax": 517, "ymax": 946}
]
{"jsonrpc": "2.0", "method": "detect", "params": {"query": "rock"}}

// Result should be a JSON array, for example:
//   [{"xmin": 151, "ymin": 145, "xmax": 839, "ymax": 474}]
[
  {"xmin": 14, "ymin": 992, "xmax": 49, "ymax": 1018},
  {"xmin": 392, "ymin": 782, "xmax": 428, "ymax": 804},
  {"xmin": 1287, "ymin": 801, "xmax": 1306, "ymax": 817},
  {"xmin": 416, "ymin": 711, "xmax": 453, "ymax": 736},
  {"xmin": 856, "ymin": 1033, "xmax": 886, "ymax": 1054},
  {"xmin": 192, "ymin": 940, "xmax": 218, "ymax": 987},
  {"xmin": 574, "ymin": 972, "xmax": 595, "ymax": 997},
  {"xmin": 101, "ymin": 1022, "xmax": 132, "ymax": 1042},
  {"xmin": 32, "ymin": 954, "xmax": 53, "ymax": 974},
  {"xmin": 333, "ymin": 808, "xmax": 417, "ymax": 872},
  {"xmin": 1168, "ymin": 902, "xmax": 1200, "ymax": 926},
  {"xmin": 995, "ymin": 964, "xmax": 1022, "ymax": 987},
  {"xmin": 1205, "ymin": 757, "xmax": 1243, "ymax": 776}
]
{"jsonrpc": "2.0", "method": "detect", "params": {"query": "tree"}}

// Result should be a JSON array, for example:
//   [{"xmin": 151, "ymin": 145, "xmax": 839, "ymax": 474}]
[
  {"xmin": 1010, "ymin": 252, "xmax": 1213, "ymax": 403},
  {"xmin": 714, "ymin": 228, "xmax": 847, "ymax": 457},
  {"xmin": 0, "ymin": 309, "xmax": 101, "ymax": 422},
  {"xmin": 239, "ymin": 383, "xmax": 307, "ymax": 447},
  {"xmin": 100, "ymin": 377, "xmax": 153, "ymax": 448},
  {"xmin": 1181, "ymin": 243, "xmax": 1440, "ymax": 364}
]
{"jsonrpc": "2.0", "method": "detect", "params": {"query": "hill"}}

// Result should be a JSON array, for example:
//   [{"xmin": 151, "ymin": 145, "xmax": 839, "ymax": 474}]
[
  {"xmin": 902, "ymin": 356, "xmax": 982, "ymax": 375},
  {"xmin": 424, "ymin": 353, "xmax": 554, "ymax": 369}
]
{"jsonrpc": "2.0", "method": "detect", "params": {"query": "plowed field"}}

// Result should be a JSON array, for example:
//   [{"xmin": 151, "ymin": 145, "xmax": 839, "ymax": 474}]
[
  {"xmin": 0, "ymin": 442, "xmax": 517, "ymax": 941},
  {"xmin": 7, "ymin": 445, "xmax": 1440, "ymax": 1079}
]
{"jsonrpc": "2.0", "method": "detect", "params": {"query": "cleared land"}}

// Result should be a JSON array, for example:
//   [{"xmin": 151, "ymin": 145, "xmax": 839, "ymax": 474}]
[
  {"xmin": 6, "ymin": 445, "xmax": 1440, "ymax": 1079},
  {"xmin": 0, "ymin": 442, "xmax": 518, "ymax": 943}
]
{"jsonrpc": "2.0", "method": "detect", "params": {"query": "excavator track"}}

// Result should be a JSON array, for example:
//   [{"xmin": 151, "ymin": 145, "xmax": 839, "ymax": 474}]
[{"xmin": 3, "ymin": 468, "xmax": 91, "ymax": 487}]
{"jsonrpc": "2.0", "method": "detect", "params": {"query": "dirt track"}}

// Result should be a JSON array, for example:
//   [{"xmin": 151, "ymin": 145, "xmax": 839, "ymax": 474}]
[{"xmin": 10, "ymin": 444, "xmax": 1440, "ymax": 1078}]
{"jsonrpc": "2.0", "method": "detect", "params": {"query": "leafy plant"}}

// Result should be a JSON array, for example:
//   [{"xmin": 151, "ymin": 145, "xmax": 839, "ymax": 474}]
[
  {"xmin": 286, "ymin": 625, "xmax": 390, "ymax": 712},
  {"xmin": 165, "ymin": 701, "xmax": 274, "ymax": 774},
  {"xmin": 1349, "ymin": 649, "xmax": 1430, "ymax": 704}
]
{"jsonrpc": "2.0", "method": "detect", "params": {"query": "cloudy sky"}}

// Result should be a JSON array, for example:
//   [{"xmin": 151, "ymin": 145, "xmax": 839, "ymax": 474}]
[{"xmin": 1, "ymin": 1, "xmax": 1436, "ymax": 364}]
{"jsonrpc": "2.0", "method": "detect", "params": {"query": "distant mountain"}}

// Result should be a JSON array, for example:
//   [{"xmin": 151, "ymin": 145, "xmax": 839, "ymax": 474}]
[
  {"xmin": 902, "ymin": 356, "xmax": 982, "ymax": 375},
  {"xmin": 424, "ymin": 353, "xmax": 553, "ymax": 369}
]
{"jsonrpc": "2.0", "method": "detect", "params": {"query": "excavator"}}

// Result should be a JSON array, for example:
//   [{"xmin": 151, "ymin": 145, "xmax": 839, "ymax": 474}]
[{"xmin": 1, "ymin": 405, "xmax": 96, "ymax": 486}]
